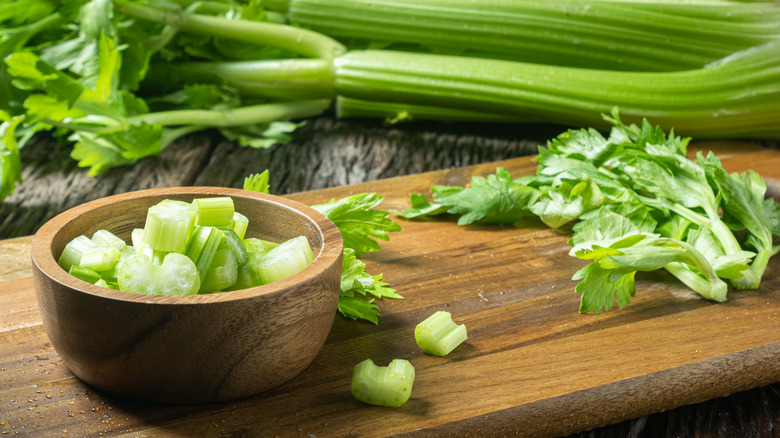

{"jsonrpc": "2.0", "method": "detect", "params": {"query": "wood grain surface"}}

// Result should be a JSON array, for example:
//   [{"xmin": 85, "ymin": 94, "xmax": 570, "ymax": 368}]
[{"xmin": 1, "ymin": 139, "xmax": 779, "ymax": 437}]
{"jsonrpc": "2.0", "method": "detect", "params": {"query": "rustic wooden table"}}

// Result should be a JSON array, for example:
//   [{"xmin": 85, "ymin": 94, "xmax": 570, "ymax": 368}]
[{"xmin": 1, "ymin": 116, "xmax": 778, "ymax": 437}]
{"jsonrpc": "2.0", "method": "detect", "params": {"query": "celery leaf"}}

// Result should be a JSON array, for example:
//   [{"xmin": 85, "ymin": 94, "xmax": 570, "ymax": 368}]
[{"xmin": 312, "ymin": 193, "xmax": 402, "ymax": 257}]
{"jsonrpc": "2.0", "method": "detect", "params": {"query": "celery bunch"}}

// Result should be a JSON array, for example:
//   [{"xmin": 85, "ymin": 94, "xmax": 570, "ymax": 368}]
[
  {"xmin": 399, "ymin": 111, "xmax": 780, "ymax": 313},
  {"xmin": 2, "ymin": 0, "xmax": 780, "ymax": 202}
]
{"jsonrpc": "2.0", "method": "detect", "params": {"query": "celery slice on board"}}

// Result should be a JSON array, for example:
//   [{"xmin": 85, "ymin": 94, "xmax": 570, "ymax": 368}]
[
  {"xmin": 351, "ymin": 359, "xmax": 415, "ymax": 407},
  {"xmin": 415, "ymin": 311, "xmax": 468, "ymax": 356}
]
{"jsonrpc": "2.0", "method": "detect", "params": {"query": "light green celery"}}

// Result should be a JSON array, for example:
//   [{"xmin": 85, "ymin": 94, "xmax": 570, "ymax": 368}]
[
  {"xmin": 193, "ymin": 196, "xmax": 235, "ymax": 227},
  {"xmin": 143, "ymin": 200, "xmax": 197, "ymax": 252},
  {"xmin": 114, "ymin": 1, "xmax": 347, "ymax": 60},
  {"xmin": 127, "ymin": 100, "xmax": 332, "ymax": 129},
  {"xmin": 199, "ymin": 248, "xmax": 238, "ymax": 293},
  {"xmin": 69, "ymin": 265, "xmax": 101, "ymax": 284},
  {"xmin": 118, "ymin": 253, "xmax": 200, "ymax": 295},
  {"xmin": 91, "ymin": 229, "xmax": 126, "ymax": 250},
  {"xmin": 415, "ymin": 311, "xmax": 467, "ymax": 356},
  {"xmin": 58, "ymin": 235, "xmax": 97, "ymax": 271},
  {"xmin": 351, "ymin": 359, "xmax": 415, "ymax": 408},
  {"xmin": 180, "ymin": 59, "xmax": 335, "ymax": 100},
  {"xmin": 333, "ymin": 42, "xmax": 780, "ymax": 139},
  {"xmin": 166, "ymin": 0, "xmax": 286, "ymax": 23},
  {"xmin": 287, "ymin": 0, "xmax": 780, "ymax": 71},
  {"xmin": 335, "ymin": 97, "xmax": 519, "ymax": 123},
  {"xmin": 79, "ymin": 246, "xmax": 121, "ymax": 272},
  {"xmin": 231, "ymin": 212, "xmax": 249, "ymax": 240},
  {"xmin": 221, "ymin": 229, "xmax": 248, "ymax": 266},
  {"xmin": 131, "ymin": 228, "xmax": 149, "ymax": 252},
  {"xmin": 244, "ymin": 237, "xmax": 277, "ymax": 256},
  {"xmin": 255, "ymin": 235, "xmax": 313, "ymax": 284},
  {"xmin": 185, "ymin": 225, "xmax": 223, "ymax": 274}
]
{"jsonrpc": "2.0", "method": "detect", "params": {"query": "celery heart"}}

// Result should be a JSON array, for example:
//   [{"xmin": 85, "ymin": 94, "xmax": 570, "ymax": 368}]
[{"xmin": 117, "ymin": 253, "xmax": 200, "ymax": 296}]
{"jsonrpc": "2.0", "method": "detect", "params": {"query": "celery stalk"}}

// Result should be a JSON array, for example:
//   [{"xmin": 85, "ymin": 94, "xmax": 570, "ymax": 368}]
[
  {"xmin": 286, "ymin": 0, "xmax": 780, "ymax": 71},
  {"xmin": 351, "ymin": 359, "xmax": 415, "ymax": 407},
  {"xmin": 414, "ymin": 311, "xmax": 468, "ymax": 356}
]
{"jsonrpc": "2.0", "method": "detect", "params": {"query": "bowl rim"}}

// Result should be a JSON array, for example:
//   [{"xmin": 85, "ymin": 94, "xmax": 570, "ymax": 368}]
[{"xmin": 31, "ymin": 187, "xmax": 343, "ymax": 305}]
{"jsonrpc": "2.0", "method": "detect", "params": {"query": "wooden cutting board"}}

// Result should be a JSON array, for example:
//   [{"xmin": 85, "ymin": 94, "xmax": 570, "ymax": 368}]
[{"xmin": 1, "ymin": 141, "xmax": 779, "ymax": 437}]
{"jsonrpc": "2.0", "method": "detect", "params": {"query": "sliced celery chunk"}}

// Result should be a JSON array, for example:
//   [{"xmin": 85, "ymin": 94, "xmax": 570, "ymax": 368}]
[
  {"xmin": 131, "ymin": 228, "xmax": 148, "ymax": 251},
  {"xmin": 100, "ymin": 246, "xmax": 136, "ymax": 283},
  {"xmin": 351, "ymin": 359, "xmax": 415, "ymax": 407},
  {"xmin": 225, "ymin": 264, "xmax": 263, "ymax": 291},
  {"xmin": 69, "ymin": 265, "xmax": 101, "ymax": 284},
  {"xmin": 193, "ymin": 196, "xmax": 235, "ymax": 227},
  {"xmin": 143, "ymin": 200, "xmax": 197, "ymax": 252},
  {"xmin": 221, "ymin": 229, "xmax": 248, "ymax": 266},
  {"xmin": 244, "ymin": 237, "xmax": 278, "ymax": 255},
  {"xmin": 199, "ymin": 248, "xmax": 238, "ymax": 293},
  {"xmin": 79, "ymin": 246, "xmax": 121, "ymax": 272},
  {"xmin": 415, "ymin": 311, "xmax": 468, "ymax": 356},
  {"xmin": 255, "ymin": 236, "xmax": 314, "ymax": 284},
  {"xmin": 185, "ymin": 225, "xmax": 223, "ymax": 274},
  {"xmin": 58, "ymin": 235, "xmax": 96, "ymax": 271},
  {"xmin": 231, "ymin": 212, "xmax": 249, "ymax": 240},
  {"xmin": 117, "ymin": 253, "xmax": 200, "ymax": 296},
  {"xmin": 91, "ymin": 229, "xmax": 126, "ymax": 250}
]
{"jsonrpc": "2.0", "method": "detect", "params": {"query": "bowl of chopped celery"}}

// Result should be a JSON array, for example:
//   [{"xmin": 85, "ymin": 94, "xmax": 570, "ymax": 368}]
[{"xmin": 30, "ymin": 187, "xmax": 343, "ymax": 404}]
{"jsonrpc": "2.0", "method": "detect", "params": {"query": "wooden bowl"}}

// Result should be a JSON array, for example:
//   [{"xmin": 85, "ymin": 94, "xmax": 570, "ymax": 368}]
[{"xmin": 31, "ymin": 187, "xmax": 343, "ymax": 404}]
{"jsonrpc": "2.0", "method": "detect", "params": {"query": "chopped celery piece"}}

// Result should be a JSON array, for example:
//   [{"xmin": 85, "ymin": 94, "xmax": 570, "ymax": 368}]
[
  {"xmin": 101, "ymin": 246, "xmax": 137, "ymax": 283},
  {"xmin": 185, "ymin": 225, "xmax": 223, "ymax": 274},
  {"xmin": 69, "ymin": 265, "xmax": 101, "ymax": 284},
  {"xmin": 79, "ymin": 246, "xmax": 121, "ymax": 272},
  {"xmin": 143, "ymin": 200, "xmax": 197, "ymax": 252},
  {"xmin": 255, "ymin": 236, "xmax": 314, "ymax": 284},
  {"xmin": 94, "ymin": 278, "xmax": 118, "ymax": 289},
  {"xmin": 91, "ymin": 229, "xmax": 126, "ymax": 250},
  {"xmin": 244, "ymin": 237, "xmax": 278, "ymax": 254},
  {"xmin": 58, "ymin": 235, "xmax": 97, "ymax": 271},
  {"xmin": 225, "ymin": 264, "xmax": 263, "ymax": 291},
  {"xmin": 117, "ymin": 253, "xmax": 200, "ymax": 296},
  {"xmin": 199, "ymin": 248, "xmax": 238, "ymax": 293},
  {"xmin": 193, "ymin": 196, "xmax": 235, "ymax": 227},
  {"xmin": 351, "ymin": 359, "xmax": 415, "ymax": 407},
  {"xmin": 131, "ymin": 228, "xmax": 148, "ymax": 252},
  {"xmin": 222, "ymin": 229, "xmax": 249, "ymax": 266},
  {"xmin": 231, "ymin": 212, "xmax": 249, "ymax": 240},
  {"xmin": 415, "ymin": 311, "xmax": 468, "ymax": 356}
]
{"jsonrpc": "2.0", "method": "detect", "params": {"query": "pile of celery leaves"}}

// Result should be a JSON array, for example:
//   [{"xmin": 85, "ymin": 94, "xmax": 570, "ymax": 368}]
[{"xmin": 400, "ymin": 111, "xmax": 780, "ymax": 313}]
